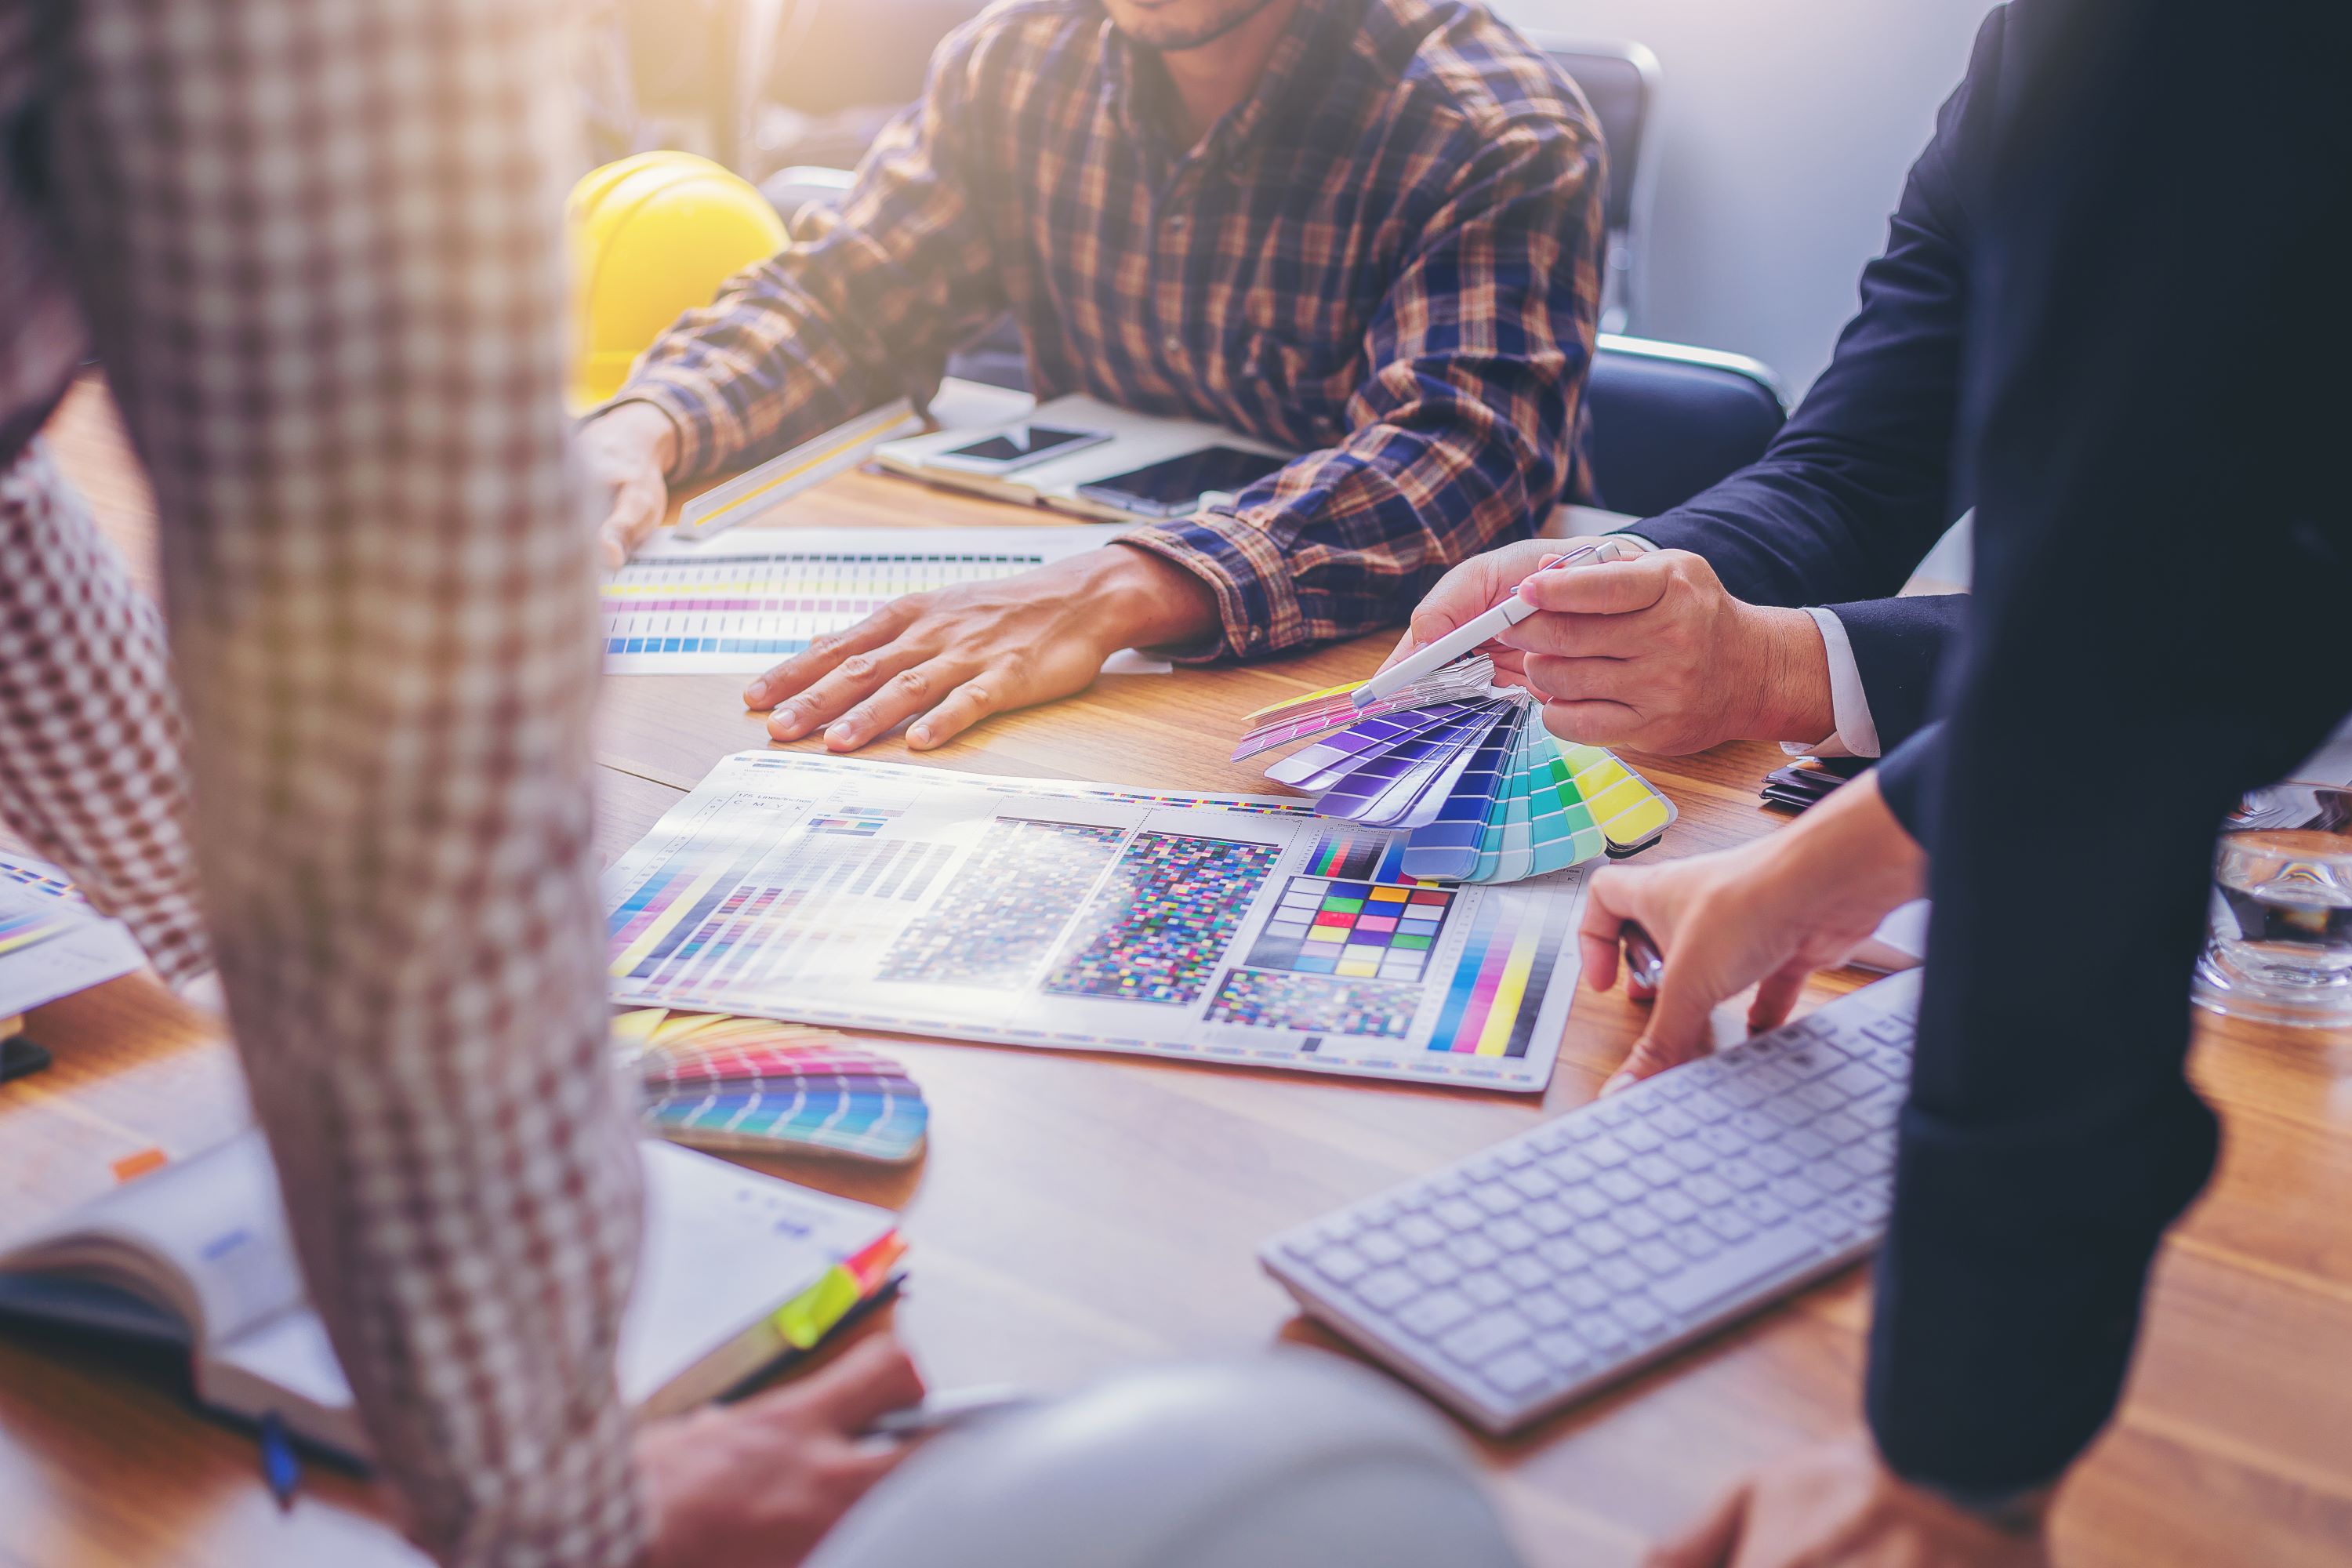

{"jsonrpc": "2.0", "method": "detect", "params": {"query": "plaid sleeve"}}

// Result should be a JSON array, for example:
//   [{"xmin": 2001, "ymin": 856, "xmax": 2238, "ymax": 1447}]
[
  {"xmin": 1121, "ymin": 119, "xmax": 1603, "ymax": 661},
  {"xmin": 45, "ymin": 5, "xmax": 645, "ymax": 1567},
  {"xmin": 619, "ymin": 23, "xmax": 1009, "ymax": 483}
]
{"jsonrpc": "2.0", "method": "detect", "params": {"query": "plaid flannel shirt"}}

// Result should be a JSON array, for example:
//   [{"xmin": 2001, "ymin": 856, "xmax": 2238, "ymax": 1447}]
[
  {"xmin": 622, "ymin": 0, "xmax": 1604, "ymax": 660},
  {"xmin": 1, "ymin": 4, "xmax": 644, "ymax": 1566}
]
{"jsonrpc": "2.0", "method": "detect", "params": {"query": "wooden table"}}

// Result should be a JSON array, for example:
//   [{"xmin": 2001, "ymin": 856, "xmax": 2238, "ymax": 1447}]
[{"xmin": 8, "ymin": 378, "xmax": 2351, "ymax": 1568}]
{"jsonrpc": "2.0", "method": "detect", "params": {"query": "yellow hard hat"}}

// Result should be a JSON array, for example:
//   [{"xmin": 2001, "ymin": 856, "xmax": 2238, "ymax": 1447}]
[{"xmin": 567, "ymin": 151, "xmax": 791, "ymax": 413}]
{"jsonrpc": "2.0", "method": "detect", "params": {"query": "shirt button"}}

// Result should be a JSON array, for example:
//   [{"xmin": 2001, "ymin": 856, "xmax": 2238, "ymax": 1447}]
[
  {"xmin": 1163, "ymin": 332, "xmax": 1183, "ymax": 358},
  {"xmin": 1165, "ymin": 212, "xmax": 1189, "ymax": 234}
]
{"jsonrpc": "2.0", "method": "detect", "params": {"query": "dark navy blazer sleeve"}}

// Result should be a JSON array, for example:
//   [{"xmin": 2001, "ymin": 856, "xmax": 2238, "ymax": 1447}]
[{"xmin": 1624, "ymin": 9, "xmax": 2016, "ymax": 752}]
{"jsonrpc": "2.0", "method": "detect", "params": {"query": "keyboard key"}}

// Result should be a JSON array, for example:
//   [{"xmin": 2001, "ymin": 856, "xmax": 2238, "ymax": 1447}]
[
  {"xmin": 1828, "ymin": 1062, "xmax": 1886, "ymax": 1096},
  {"xmin": 1440, "ymin": 1307, "xmax": 1531, "ymax": 1367},
  {"xmin": 1445, "ymin": 1234, "xmax": 1502, "ymax": 1269},
  {"xmin": 1396, "ymin": 1214, "xmax": 1446, "ymax": 1248},
  {"xmin": 1556, "ymin": 1271, "xmax": 1609, "ymax": 1311},
  {"xmin": 1353, "ymin": 1268, "xmax": 1422, "ymax": 1311},
  {"xmin": 1319, "ymin": 1212, "xmax": 1366, "ymax": 1244},
  {"xmin": 1809, "ymin": 1161, "xmax": 1857, "ymax": 1195},
  {"xmin": 1590, "ymin": 1100, "xmax": 1634, "ymax": 1129},
  {"xmin": 1582, "ymin": 1134, "xmax": 1633, "ymax": 1167},
  {"xmin": 1752, "ymin": 1143, "xmax": 1802, "ymax": 1178},
  {"xmin": 1629, "ymin": 1153, "xmax": 1681, "ymax": 1186},
  {"xmin": 1863, "ymin": 1017, "xmax": 1911, "ymax": 1044},
  {"xmin": 1532, "ymin": 1330, "xmax": 1592, "ymax": 1372},
  {"xmin": 1835, "ymin": 1189, "xmax": 1891, "ymax": 1225},
  {"xmin": 1573, "ymin": 1219, "xmax": 1630, "ymax": 1255},
  {"xmin": 1629, "ymin": 1240, "xmax": 1682, "ymax": 1276},
  {"xmin": 1697, "ymin": 1124, "xmax": 1749, "ymax": 1159},
  {"xmin": 1836, "ymin": 1142, "xmax": 1891, "ymax": 1178},
  {"xmin": 1544, "ymin": 1150, "xmax": 1599, "ymax": 1185},
  {"xmin": 1359, "ymin": 1197, "xmax": 1404, "ymax": 1225},
  {"xmin": 1746, "ymin": 1062, "xmax": 1801, "ymax": 1096},
  {"xmin": 1666, "ymin": 1141, "xmax": 1716, "ymax": 1174},
  {"xmin": 1791, "ymin": 1080, "xmax": 1849, "ymax": 1115},
  {"xmin": 1800, "ymin": 1207, "xmax": 1860, "ymax": 1244},
  {"xmin": 1463, "ymin": 1154, "xmax": 1508, "ymax": 1182},
  {"xmin": 1779, "ymin": 1044, "xmax": 1843, "ymax": 1082},
  {"xmin": 1356, "ymin": 1229, "xmax": 1407, "ymax": 1265},
  {"xmin": 1528, "ymin": 1120, "xmax": 1580, "ymax": 1154},
  {"xmin": 1815, "ymin": 1110, "xmax": 1868, "ymax": 1146},
  {"xmin": 1537, "ymin": 1237, "xmax": 1594, "ymax": 1274},
  {"xmin": 1408, "ymin": 1253, "xmax": 1461, "ymax": 1287},
  {"xmin": 1498, "ymin": 1142, "xmax": 1540, "ymax": 1170},
  {"xmin": 1484, "ymin": 1216, "xmax": 1539, "ymax": 1253},
  {"xmin": 1595, "ymin": 1256, "xmax": 1647, "ymax": 1293},
  {"xmin": 1649, "ymin": 1105, "xmax": 1700, "ymax": 1139},
  {"xmin": 1524, "ymin": 1200, "xmax": 1577, "ymax": 1236},
  {"xmin": 1499, "ymin": 1254, "xmax": 1553, "ymax": 1291},
  {"xmin": 1429, "ymin": 1172, "xmax": 1470, "ymax": 1198},
  {"xmin": 1718, "ymin": 1078, "xmax": 1769, "ymax": 1110},
  {"xmin": 1733, "ymin": 1191, "xmax": 1791, "ymax": 1227},
  {"xmin": 1730, "ymin": 1109, "xmax": 1780, "ymax": 1142},
  {"xmin": 1617, "ymin": 1121, "xmax": 1665, "ymax": 1154},
  {"xmin": 1461, "ymin": 1271, "xmax": 1514, "ymax": 1308},
  {"xmin": 1580, "ymin": 1315, "xmax": 1628, "ymax": 1352},
  {"xmin": 1506, "ymin": 1167, "xmax": 1562, "ymax": 1200},
  {"xmin": 1399, "ymin": 1290, "xmax": 1474, "ymax": 1338},
  {"xmin": 1482, "ymin": 1349, "xmax": 1552, "ymax": 1396},
  {"xmin": 1682, "ymin": 1087, "xmax": 1734, "ymax": 1123},
  {"xmin": 1472, "ymin": 1184, "xmax": 1521, "ymax": 1217},
  {"xmin": 1649, "ymin": 1226, "xmax": 1824, "ymax": 1317},
  {"xmin": 1768, "ymin": 1174, "xmax": 1827, "ymax": 1212},
  {"xmin": 1614, "ymin": 1207, "xmax": 1665, "ymax": 1240},
  {"xmin": 1610, "ymin": 1295, "xmax": 1666, "ymax": 1334},
  {"xmin": 1646, "ymin": 1188, "xmax": 1699, "ymax": 1224},
  {"xmin": 1434, "ymin": 1199, "xmax": 1484, "ymax": 1232},
  {"xmin": 1522, "ymin": 1288, "xmax": 1573, "ymax": 1327},
  {"xmin": 1312, "ymin": 1246, "xmax": 1370, "ymax": 1285},
  {"xmin": 1667, "ymin": 1222, "xmax": 1721, "ymax": 1260},
  {"xmin": 1595, "ymin": 1170, "xmax": 1645, "ymax": 1203},
  {"xmin": 1564, "ymin": 1185, "xmax": 1612, "ymax": 1219},
  {"xmin": 1713, "ymin": 1156, "xmax": 1768, "ymax": 1192},
  {"xmin": 1782, "ymin": 1127, "xmax": 1835, "ymax": 1162},
  {"xmin": 1699, "ymin": 1207, "xmax": 1755, "ymax": 1243},
  {"xmin": 1679, "ymin": 1172, "xmax": 1734, "ymax": 1207}
]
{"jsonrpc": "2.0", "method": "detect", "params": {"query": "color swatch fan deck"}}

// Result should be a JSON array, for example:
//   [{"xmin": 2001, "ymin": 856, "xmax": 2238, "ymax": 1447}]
[
  {"xmin": 1234, "ymin": 659, "xmax": 1676, "ymax": 884},
  {"xmin": 617, "ymin": 1009, "xmax": 929, "ymax": 1164},
  {"xmin": 604, "ymin": 753, "xmax": 1596, "ymax": 1093}
]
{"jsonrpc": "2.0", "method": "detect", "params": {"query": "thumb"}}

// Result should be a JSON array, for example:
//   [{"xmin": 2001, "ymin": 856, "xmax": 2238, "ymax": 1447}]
[
  {"xmin": 1644, "ymin": 1479, "xmax": 1751, "ymax": 1568},
  {"xmin": 775, "ymin": 1334, "xmax": 927, "ymax": 1436},
  {"xmin": 1406, "ymin": 540, "xmax": 1559, "ymax": 648}
]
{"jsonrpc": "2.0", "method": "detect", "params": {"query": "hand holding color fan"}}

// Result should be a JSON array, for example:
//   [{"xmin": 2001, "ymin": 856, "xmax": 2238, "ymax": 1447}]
[{"xmin": 1233, "ymin": 655, "xmax": 1676, "ymax": 884}]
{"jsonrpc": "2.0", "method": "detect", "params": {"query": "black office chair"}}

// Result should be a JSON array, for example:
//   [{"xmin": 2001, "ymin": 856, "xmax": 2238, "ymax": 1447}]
[
  {"xmin": 1527, "ymin": 36, "xmax": 1661, "ymax": 335},
  {"xmin": 1585, "ymin": 334, "xmax": 1786, "ymax": 518}
]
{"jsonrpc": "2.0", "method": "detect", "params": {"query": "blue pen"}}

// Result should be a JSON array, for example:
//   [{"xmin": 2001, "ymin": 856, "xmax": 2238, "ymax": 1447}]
[{"xmin": 260, "ymin": 1411, "xmax": 301, "ymax": 1510}]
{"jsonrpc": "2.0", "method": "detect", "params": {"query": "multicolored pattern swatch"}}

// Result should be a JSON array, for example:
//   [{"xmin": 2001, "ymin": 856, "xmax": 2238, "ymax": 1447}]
[
  {"xmin": 876, "ymin": 818, "xmax": 1124, "ymax": 988},
  {"xmin": 1045, "ymin": 833, "xmax": 1280, "ymax": 1004},
  {"xmin": 1244, "ymin": 876, "xmax": 1454, "ymax": 983},
  {"xmin": 1204, "ymin": 967, "xmax": 1421, "ymax": 1040}
]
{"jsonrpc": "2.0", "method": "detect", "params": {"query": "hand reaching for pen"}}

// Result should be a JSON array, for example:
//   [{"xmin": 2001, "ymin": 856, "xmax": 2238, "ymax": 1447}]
[
  {"xmin": 747, "ymin": 543, "xmax": 1220, "ymax": 752},
  {"xmin": 1380, "ymin": 535, "xmax": 1621, "ymax": 684},
  {"xmin": 1578, "ymin": 775, "xmax": 1926, "ymax": 1091},
  {"xmin": 638, "ymin": 1333, "xmax": 926, "ymax": 1568}
]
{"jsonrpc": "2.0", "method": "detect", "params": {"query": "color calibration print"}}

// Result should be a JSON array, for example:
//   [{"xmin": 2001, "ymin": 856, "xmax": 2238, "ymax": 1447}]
[
  {"xmin": 604, "ymin": 753, "xmax": 1591, "ymax": 1091},
  {"xmin": 1045, "ymin": 833, "xmax": 1281, "ymax": 1005}
]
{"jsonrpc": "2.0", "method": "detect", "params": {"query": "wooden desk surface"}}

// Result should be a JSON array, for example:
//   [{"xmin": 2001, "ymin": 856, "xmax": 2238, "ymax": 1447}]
[{"xmin": 9, "ymin": 378, "xmax": 2352, "ymax": 1568}]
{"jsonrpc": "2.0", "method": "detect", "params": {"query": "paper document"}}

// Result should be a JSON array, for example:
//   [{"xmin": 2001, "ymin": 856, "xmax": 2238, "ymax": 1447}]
[
  {"xmin": 604, "ymin": 753, "xmax": 1592, "ymax": 1092},
  {"xmin": 605, "ymin": 524, "xmax": 1168, "ymax": 676},
  {"xmin": 0, "ymin": 853, "xmax": 145, "ymax": 1014}
]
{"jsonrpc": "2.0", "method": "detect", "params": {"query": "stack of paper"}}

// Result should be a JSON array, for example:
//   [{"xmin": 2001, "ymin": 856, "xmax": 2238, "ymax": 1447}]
[
  {"xmin": 615, "ymin": 1010, "xmax": 928, "ymax": 1165},
  {"xmin": 0, "ymin": 854, "xmax": 145, "ymax": 1015},
  {"xmin": 1234, "ymin": 660, "xmax": 1677, "ymax": 884}
]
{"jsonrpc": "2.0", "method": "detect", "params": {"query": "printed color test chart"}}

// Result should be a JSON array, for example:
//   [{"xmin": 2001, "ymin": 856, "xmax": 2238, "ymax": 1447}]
[{"xmin": 604, "ymin": 753, "xmax": 1594, "ymax": 1091}]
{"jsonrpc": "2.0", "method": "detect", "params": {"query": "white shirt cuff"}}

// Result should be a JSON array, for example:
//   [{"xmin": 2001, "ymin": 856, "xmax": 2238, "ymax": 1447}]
[{"xmin": 1781, "ymin": 606, "xmax": 1882, "ymax": 760}]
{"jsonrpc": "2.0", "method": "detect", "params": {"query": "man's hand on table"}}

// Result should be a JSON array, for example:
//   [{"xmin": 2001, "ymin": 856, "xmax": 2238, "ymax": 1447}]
[
  {"xmin": 746, "ymin": 543, "xmax": 1220, "ymax": 751},
  {"xmin": 638, "ymin": 1334, "xmax": 924, "ymax": 1568},
  {"xmin": 1648, "ymin": 1438, "xmax": 2052, "ymax": 1568},
  {"xmin": 1392, "ymin": 537, "xmax": 1838, "ymax": 754},
  {"xmin": 1579, "ymin": 774, "xmax": 1926, "ymax": 1091},
  {"xmin": 583, "ymin": 401, "xmax": 679, "ymax": 570}
]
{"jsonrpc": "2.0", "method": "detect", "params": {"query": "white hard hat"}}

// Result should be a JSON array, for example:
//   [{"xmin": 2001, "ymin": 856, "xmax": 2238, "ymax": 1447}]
[{"xmin": 807, "ymin": 1352, "xmax": 1528, "ymax": 1568}]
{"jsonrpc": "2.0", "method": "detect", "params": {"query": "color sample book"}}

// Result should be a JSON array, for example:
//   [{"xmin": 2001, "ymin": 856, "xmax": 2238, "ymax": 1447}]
[
  {"xmin": 1236, "ymin": 664, "xmax": 1676, "ymax": 885},
  {"xmin": 604, "ymin": 524, "xmax": 1150, "ymax": 673},
  {"xmin": 604, "ymin": 753, "xmax": 1593, "ymax": 1092},
  {"xmin": 617, "ymin": 1009, "xmax": 928, "ymax": 1164}
]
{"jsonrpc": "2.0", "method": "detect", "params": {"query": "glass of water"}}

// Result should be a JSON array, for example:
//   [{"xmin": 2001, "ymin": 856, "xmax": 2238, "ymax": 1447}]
[{"xmin": 2193, "ymin": 782, "xmax": 2352, "ymax": 1029}]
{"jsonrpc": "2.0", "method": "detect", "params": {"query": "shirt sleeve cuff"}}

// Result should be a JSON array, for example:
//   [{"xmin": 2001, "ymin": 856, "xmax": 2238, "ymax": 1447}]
[
  {"xmin": 1780, "ymin": 606, "xmax": 1883, "ymax": 760},
  {"xmin": 1116, "ymin": 509, "xmax": 1306, "ymax": 662},
  {"xmin": 599, "ymin": 374, "xmax": 739, "ymax": 484}
]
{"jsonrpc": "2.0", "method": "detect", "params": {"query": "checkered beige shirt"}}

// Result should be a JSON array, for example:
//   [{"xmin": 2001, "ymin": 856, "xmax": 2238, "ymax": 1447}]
[{"xmin": 0, "ymin": 3, "xmax": 644, "ymax": 1564}]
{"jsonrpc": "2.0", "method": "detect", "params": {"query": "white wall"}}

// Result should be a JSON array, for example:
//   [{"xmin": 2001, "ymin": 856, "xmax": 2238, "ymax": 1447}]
[{"xmin": 1497, "ymin": 0, "xmax": 1993, "ymax": 397}]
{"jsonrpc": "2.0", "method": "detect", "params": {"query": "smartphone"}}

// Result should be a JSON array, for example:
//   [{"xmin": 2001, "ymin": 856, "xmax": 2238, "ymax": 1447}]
[
  {"xmin": 1074, "ymin": 445, "xmax": 1287, "ymax": 517},
  {"xmin": 925, "ymin": 423, "xmax": 1111, "ymax": 474}
]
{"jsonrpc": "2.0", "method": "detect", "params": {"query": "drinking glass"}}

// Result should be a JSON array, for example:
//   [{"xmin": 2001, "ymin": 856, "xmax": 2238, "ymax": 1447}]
[{"xmin": 2192, "ymin": 782, "xmax": 2352, "ymax": 1029}]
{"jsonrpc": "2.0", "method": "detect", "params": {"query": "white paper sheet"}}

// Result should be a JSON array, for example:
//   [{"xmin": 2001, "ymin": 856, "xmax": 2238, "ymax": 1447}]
[
  {"xmin": 603, "ymin": 752, "xmax": 1591, "ymax": 1093},
  {"xmin": 605, "ymin": 524, "xmax": 1171, "ymax": 676}
]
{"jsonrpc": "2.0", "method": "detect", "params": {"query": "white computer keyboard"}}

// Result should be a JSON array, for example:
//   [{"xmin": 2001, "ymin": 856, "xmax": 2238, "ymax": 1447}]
[{"xmin": 1261, "ymin": 970, "xmax": 1922, "ymax": 1434}]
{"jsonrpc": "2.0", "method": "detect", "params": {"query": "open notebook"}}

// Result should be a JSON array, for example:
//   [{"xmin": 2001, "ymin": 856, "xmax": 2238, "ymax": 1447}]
[{"xmin": 0, "ymin": 1131, "xmax": 904, "ymax": 1461}]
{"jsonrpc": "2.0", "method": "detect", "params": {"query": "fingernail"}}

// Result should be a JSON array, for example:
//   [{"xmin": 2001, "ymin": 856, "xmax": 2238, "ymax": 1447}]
[
  {"xmin": 1601, "ymin": 1071, "xmax": 1636, "ymax": 1097},
  {"xmin": 769, "ymin": 704, "xmax": 800, "ymax": 735},
  {"xmin": 743, "ymin": 678, "xmax": 768, "ymax": 705},
  {"xmin": 826, "ymin": 722, "xmax": 854, "ymax": 747},
  {"xmin": 908, "ymin": 724, "xmax": 931, "ymax": 747}
]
